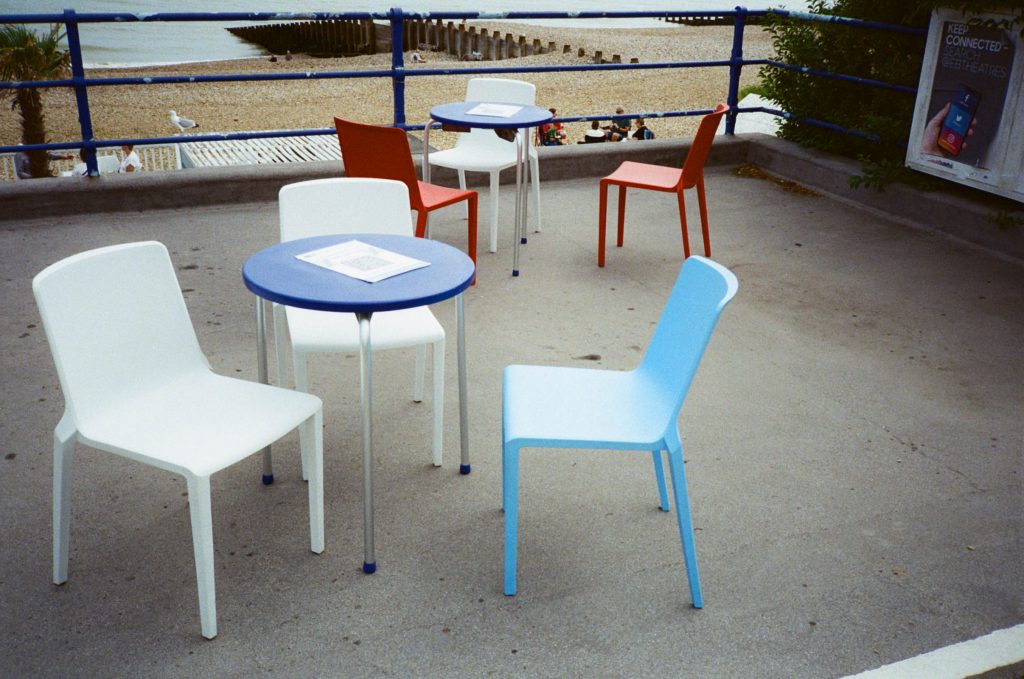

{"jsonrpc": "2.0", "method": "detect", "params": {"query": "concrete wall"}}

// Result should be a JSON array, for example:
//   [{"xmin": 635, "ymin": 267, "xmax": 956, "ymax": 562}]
[{"xmin": 2, "ymin": 135, "xmax": 1020, "ymax": 261}]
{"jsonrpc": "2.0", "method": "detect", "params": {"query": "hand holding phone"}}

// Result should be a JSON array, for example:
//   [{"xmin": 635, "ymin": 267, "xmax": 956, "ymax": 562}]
[{"xmin": 936, "ymin": 85, "xmax": 980, "ymax": 156}]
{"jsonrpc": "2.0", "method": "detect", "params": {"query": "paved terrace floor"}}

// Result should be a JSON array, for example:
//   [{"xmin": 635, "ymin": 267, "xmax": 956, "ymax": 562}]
[{"xmin": 1, "ymin": 139, "xmax": 1021, "ymax": 678}]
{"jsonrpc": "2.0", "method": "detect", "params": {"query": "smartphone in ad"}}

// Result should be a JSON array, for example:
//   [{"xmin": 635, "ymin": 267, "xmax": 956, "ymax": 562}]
[{"xmin": 937, "ymin": 85, "xmax": 981, "ymax": 156}]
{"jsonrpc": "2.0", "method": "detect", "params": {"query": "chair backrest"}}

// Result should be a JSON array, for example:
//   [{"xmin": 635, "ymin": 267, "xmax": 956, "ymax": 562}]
[
  {"xmin": 681, "ymin": 103, "xmax": 729, "ymax": 187},
  {"xmin": 458, "ymin": 78, "xmax": 537, "ymax": 151},
  {"xmin": 32, "ymin": 241, "xmax": 208, "ymax": 427},
  {"xmin": 334, "ymin": 117, "xmax": 423, "ymax": 207},
  {"xmin": 637, "ymin": 255, "xmax": 738, "ymax": 433},
  {"xmin": 97, "ymin": 154, "xmax": 120, "ymax": 174},
  {"xmin": 279, "ymin": 177, "xmax": 414, "ymax": 241}
]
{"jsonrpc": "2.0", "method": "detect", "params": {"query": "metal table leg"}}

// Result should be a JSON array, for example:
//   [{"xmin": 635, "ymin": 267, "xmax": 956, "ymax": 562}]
[
  {"xmin": 256, "ymin": 297, "xmax": 274, "ymax": 485},
  {"xmin": 512, "ymin": 130, "xmax": 524, "ymax": 277},
  {"xmin": 456, "ymin": 293, "xmax": 470, "ymax": 474},
  {"xmin": 357, "ymin": 311, "xmax": 377, "ymax": 573}
]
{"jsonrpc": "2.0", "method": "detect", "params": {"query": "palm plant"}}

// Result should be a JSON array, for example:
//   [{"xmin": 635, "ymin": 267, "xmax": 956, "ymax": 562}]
[{"xmin": 1, "ymin": 24, "xmax": 70, "ymax": 178}]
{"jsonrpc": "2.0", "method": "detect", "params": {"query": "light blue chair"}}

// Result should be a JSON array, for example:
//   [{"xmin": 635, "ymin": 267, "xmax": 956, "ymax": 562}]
[{"xmin": 502, "ymin": 256, "xmax": 739, "ymax": 604}]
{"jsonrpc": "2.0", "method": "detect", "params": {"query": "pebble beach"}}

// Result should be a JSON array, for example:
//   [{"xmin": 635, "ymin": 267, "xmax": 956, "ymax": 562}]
[{"xmin": 0, "ymin": 23, "xmax": 774, "ymax": 153}]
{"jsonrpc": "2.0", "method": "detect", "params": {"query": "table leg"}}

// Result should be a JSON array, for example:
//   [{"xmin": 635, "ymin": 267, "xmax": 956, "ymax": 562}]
[
  {"xmin": 512, "ymin": 130, "xmax": 524, "ymax": 277},
  {"xmin": 456, "ymin": 293, "xmax": 470, "ymax": 474},
  {"xmin": 520, "ymin": 128, "xmax": 530, "ymax": 246},
  {"xmin": 357, "ymin": 311, "xmax": 377, "ymax": 573},
  {"xmin": 256, "ymin": 297, "xmax": 274, "ymax": 485}
]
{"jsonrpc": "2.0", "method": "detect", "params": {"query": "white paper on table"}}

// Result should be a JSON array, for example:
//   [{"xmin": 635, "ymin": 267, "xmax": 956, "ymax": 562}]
[
  {"xmin": 466, "ymin": 103, "xmax": 522, "ymax": 118},
  {"xmin": 296, "ymin": 239, "xmax": 429, "ymax": 283}
]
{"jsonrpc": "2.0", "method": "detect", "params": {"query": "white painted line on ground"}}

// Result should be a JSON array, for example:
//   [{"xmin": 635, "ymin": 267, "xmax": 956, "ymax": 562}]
[{"xmin": 843, "ymin": 623, "xmax": 1024, "ymax": 679}]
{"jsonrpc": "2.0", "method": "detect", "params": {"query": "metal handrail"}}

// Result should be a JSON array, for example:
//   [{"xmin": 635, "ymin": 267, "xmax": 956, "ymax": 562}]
[{"xmin": 1, "ymin": 7, "xmax": 925, "ymax": 177}]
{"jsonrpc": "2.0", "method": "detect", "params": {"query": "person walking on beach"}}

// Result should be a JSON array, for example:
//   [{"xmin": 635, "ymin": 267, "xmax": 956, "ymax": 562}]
[{"xmin": 118, "ymin": 144, "xmax": 141, "ymax": 173}]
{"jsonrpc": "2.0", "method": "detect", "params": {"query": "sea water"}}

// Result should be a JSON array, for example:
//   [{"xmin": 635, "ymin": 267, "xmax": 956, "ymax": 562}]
[{"xmin": 0, "ymin": 0, "xmax": 809, "ymax": 68}]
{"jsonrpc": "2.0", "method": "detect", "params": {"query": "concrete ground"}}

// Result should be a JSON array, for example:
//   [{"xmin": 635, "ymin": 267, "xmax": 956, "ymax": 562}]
[{"xmin": 0, "ymin": 138, "xmax": 1021, "ymax": 678}]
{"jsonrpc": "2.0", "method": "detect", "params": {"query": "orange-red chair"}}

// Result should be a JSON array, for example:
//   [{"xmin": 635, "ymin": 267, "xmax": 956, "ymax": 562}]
[
  {"xmin": 598, "ymin": 104, "xmax": 729, "ymax": 267},
  {"xmin": 334, "ymin": 117, "xmax": 478, "ymax": 269}
]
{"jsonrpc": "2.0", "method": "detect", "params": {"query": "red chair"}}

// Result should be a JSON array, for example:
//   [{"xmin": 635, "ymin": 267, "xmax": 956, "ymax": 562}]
[
  {"xmin": 598, "ymin": 104, "xmax": 729, "ymax": 267},
  {"xmin": 335, "ymin": 117, "xmax": 478, "ymax": 269}
]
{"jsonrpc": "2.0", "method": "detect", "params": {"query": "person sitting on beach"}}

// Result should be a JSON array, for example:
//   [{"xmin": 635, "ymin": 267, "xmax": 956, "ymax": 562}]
[
  {"xmin": 583, "ymin": 120, "xmax": 607, "ymax": 143},
  {"xmin": 538, "ymin": 108, "xmax": 568, "ymax": 146},
  {"xmin": 118, "ymin": 144, "xmax": 141, "ymax": 173},
  {"xmin": 631, "ymin": 117, "xmax": 655, "ymax": 141},
  {"xmin": 605, "ymin": 105, "xmax": 632, "ymax": 141}
]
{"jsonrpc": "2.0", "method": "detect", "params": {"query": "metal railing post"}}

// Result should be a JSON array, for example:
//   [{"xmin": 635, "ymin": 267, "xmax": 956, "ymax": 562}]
[
  {"xmin": 389, "ymin": 7, "xmax": 406, "ymax": 127},
  {"xmin": 63, "ymin": 9, "xmax": 97, "ymax": 175},
  {"xmin": 725, "ymin": 6, "xmax": 747, "ymax": 135}
]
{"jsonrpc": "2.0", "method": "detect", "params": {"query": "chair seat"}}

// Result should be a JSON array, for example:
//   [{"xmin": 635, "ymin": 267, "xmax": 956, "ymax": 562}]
[
  {"xmin": 287, "ymin": 306, "xmax": 444, "ymax": 352},
  {"xmin": 428, "ymin": 135, "xmax": 537, "ymax": 173},
  {"xmin": 604, "ymin": 160, "xmax": 684, "ymax": 191},
  {"xmin": 503, "ymin": 364, "xmax": 671, "ymax": 449},
  {"xmin": 77, "ymin": 369, "xmax": 322, "ymax": 478},
  {"xmin": 417, "ymin": 180, "xmax": 476, "ymax": 211}
]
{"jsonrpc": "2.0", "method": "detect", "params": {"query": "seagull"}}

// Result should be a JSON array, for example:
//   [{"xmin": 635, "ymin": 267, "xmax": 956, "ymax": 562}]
[{"xmin": 170, "ymin": 110, "xmax": 199, "ymax": 134}]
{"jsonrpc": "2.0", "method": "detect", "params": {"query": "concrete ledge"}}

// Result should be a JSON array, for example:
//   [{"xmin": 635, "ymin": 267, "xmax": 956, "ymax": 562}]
[
  {"xmin": 0, "ymin": 136, "xmax": 748, "ymax": 222},
  {"xmin": 2, "ymin": 133, "xmax": 1020, "ymax": 261},
  {"xmin": 746, "ymin": 134, "xmax": 1024, "ymax": 263}
]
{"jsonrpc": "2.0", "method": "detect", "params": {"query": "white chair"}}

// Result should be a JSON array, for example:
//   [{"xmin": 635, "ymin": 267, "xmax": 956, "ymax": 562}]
[
  {"xmin": 97, "ymin": 154, "xmax": 120, "ymax": 174},
  {"xmin": 273, "ymin": 178, "xmax": 447, "ymax": 467},
  {"xmin": 427, "ymin": 77, "xmax": 542, "ymax": 253},
  {"xmin": 33, "ymin": 241, "xmax": 324, "ymax": 640}
]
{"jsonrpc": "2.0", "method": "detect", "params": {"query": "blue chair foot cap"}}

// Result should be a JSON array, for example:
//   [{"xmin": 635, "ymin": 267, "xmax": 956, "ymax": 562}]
[
  {"xmin": 521, "ymin": 237, "xmax": 528, "ymax": 244},
  {"xmin": 362, "ymin": 561, "xmax": 377, "ymax": 574},
  {"xmin": 512, "ymin": 270, "xmax": 519, "ymax": 277},
  {"xmin": 459, "ymin": 464, "xmax": 471, "ymax": 475},
  {"xmin": 261, "ymin": 474, "xmax": 274, "ymax": 485}
]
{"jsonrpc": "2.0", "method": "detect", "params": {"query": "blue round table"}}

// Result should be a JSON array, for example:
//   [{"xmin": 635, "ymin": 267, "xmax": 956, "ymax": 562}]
[
  {"xmin": 243, "ymin": 234, "xmax": 476, "ymax": 574},
  {"xmin": 424, "ymin": 101, "xmax": 552, "ymax": 276}
]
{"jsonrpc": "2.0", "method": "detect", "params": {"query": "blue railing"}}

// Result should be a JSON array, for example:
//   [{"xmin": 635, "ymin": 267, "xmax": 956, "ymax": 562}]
[{"xmin": 1, "ymin": 7, "xmax": 926, "ymax": 177}]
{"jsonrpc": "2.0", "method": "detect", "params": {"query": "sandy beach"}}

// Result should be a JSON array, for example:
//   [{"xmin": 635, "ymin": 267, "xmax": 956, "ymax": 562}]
[{"xmin": 0, "ymin": 23, "xmax": 773, "ymax": 153}]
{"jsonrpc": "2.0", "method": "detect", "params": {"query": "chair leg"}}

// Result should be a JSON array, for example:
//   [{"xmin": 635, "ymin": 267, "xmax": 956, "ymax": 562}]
[
  {"xmin": 616, "ymin": 185, "xmax": 627, "ymax": 247},
  {"xmin": 415, "ymin": 209, "xmax": 428, "ymax": 239},
  {"xmin": 488, "ymin": 171, "xmax": 500, "ymax": 253},
  {"xmin": 676, "ymin": 189, "xmax": 692, "ymax": 259},
  {"xmin": 431, "ymin": 337, "xmax": 445, "ymax": 467},
  {"xmin": 413, "ymin": 345, "xmax": 426, "ymax": 403},
  {"xmin": 300, "ymin": 410, "xmax": 325, "ymax": 555},
  {"xmin": 52, "ymin": 417, "xmax": 76, "ymax": 585},
  {"xmin": 186, "ymin": 474, "xmax": 218, "ymax": 639},
  {"xmin": 272, "ymin": 303, "xmax": 289, "ymax": 388},
  {"xmin": 502, "ymin": 441, "xmax": 520, "ymax": 595},
  {"xmin": 292, "ymin": 351, "xmax": 311, "ymax": 481},
  {"xmin": 530, "ymin": 152, "xmax": 542, "ymax": 233},
  {"xmin": 666, "ymin": 441, "xmax": 703, "ymax": 609},
  {"xmin": 598, "ymin": 180, "xmax": 610, "ymax": 267},
  {"xmin": 696, "ymin": 176, "xmax": 711, "ymax": 257},
  {"xmin": 651, "ymin": 450, "xmax": 670, "ymax": 512}
]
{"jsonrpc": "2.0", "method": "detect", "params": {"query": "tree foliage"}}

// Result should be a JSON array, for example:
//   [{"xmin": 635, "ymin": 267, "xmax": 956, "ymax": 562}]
[
  {"xmin": 0, "ymin": 24, "xmax": 70, "ymax": 178},
  {"xmin": 759, "ymin": 1, "xmax": 1023, "ymax": 188}
]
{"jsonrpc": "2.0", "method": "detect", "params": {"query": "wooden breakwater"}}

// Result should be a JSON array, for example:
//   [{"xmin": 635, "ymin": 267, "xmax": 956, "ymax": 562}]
[
  {"xmin": 228, "ymin": 19, "xmax": 640, "ymax": 64},
  {"xmin": 228, "ymin": 20, "xmax": 378, "ymax": 57},
  {"xmin": 660, "ymin": 14, "xmax": 766, "ymax": 26}
]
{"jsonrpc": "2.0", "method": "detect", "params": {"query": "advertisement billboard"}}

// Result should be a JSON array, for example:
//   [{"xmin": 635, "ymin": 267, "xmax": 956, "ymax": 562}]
[{"xmin": 906, "ymin": 9, "xmax": 1023, "ymax": 202}]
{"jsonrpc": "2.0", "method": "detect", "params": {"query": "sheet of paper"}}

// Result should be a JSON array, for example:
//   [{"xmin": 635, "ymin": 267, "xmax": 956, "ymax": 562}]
[
  {"xmin": 296, "ymin": 240, "xmax": 429, "ymax": 283},
  {"xmin": 466, "ymin": 103, "xmax": 522, "ymax": 118}
]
